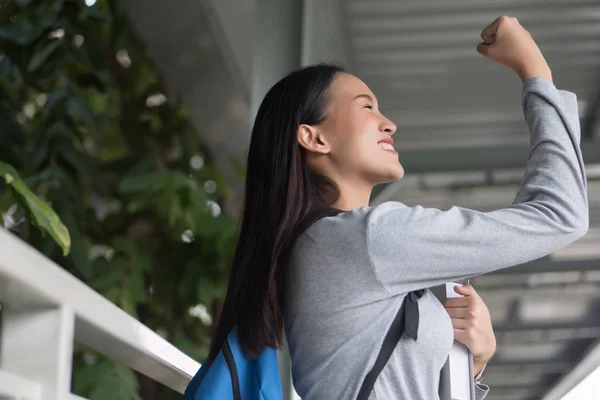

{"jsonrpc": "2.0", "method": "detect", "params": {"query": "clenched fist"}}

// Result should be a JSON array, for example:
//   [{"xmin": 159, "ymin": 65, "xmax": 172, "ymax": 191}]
[{"xmin": 477, "ymin": 16, "xmax": 552, "ymax": 82}]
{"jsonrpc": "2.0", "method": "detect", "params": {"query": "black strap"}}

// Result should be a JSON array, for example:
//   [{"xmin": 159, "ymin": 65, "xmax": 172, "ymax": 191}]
[
  {"xmin": 223, "ymin": 339, "xmax": 242, "ymax": 400},
  {"xmin": 356, "ymin": 289, "xmax": 425, "ymax": 400}
]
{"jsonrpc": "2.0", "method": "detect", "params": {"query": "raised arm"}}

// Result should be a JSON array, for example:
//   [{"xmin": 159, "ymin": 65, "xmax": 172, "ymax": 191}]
[{"xmin": 367, "ymin": 17, "xmax": 589, "ymax": 294}]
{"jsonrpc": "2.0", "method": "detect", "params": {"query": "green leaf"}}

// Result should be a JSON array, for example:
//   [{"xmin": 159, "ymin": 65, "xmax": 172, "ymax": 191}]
[
  {"xmin": 90, "ymin": 259, "xmax": 125, "ymax": 291},
  {"xmin": 0, "ymin": 56, "xmax": 14, "ymax": 79},
  {"xmin": 118, "ymin": 171, "xmax": 170, "ymax": 194},
  {"xmin": 59, "ymin": 206, "xmax": 91, "ymax": 279},
  {"xmin": 37, "ymin": 0, "xmax": 64, "ymax": 29},
  {"xmin": 113, "ymin": 363, "xmax": 141, "ymax": 398},
  {"xmin": 0, "ymin": 19, "xmax": 37, "ymax": 45},
  {"xmin": 0, "ymin": 189, "xmax": 16, "ymax": 210},
  {"xmin": 172, "ymin": 331, "xmax": 206, "ymax": 361},
  {"xmin": 41, "ymin": 88, "xmax": 68, "ymax": 119},
  {"xmin": 197, "ymin": 278, "xmax": 221, "ymax": 306},
  {"xmin": 121, "ymin": 272, "xmax": 146, "ymax": 318},
  {"xmin": 0, "ymin": 162, "xmax": 71, "ymax": 255},
  {"xmin": 74, "ymin": 360, "xmax": 140, "ymax": 400},
  {"xmin": 73, "ymin": 360, "xmax": 112, "ymax": 393},
  {"xmin": 27, "ymin": 39, "xmax": 62, "ymax": 72},
  {"xmin": 58, "ymin": 137, "xmax": 88, "ymax": 175},
  {"xmin": 119, "ymin": 289, "xmax": 138, "ymax": 318},
  {"xmin": 67, "ymin": 96, "xmax": 95, "ymax": 125}
]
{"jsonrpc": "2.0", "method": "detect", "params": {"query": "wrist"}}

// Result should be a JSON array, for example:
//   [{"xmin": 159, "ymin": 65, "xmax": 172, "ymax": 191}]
[
  {"xmin": 517, "ymin": 62, "xmax": 552, "ymax": 82},
  {"xmin": 473, "ymin": 353, "xmax": 492, "ymax": 377},
  {"xmin": 473, "ymin": 359, "xmax": 487, "ymax": 378}
]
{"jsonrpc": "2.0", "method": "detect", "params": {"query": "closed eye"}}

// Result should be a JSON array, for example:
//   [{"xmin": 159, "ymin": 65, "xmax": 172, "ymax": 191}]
[{"xmin": 364, "ymin": 105, "xmax": 373, "ymax": 110}]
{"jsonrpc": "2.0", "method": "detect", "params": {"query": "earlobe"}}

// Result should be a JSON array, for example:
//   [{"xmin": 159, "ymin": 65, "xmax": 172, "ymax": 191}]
[{"xmin": 297, "ymin": 124, "xmax": 330, "ymax": 154}]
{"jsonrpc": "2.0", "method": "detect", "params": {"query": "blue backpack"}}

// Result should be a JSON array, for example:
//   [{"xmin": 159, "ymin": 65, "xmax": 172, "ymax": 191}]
[{"xmin": 184, "ymin": 329, "xmax": 283, "ymax": 400}]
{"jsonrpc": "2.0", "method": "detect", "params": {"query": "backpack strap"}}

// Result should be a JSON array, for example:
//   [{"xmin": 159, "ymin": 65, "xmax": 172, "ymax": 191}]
[
  {"xmin": 356, "ymin": 289, "xmax": 426, "ymax": 400},
  {"xmin": 223, "ymin": 338, "xmax": 242, "ymax": 400}
]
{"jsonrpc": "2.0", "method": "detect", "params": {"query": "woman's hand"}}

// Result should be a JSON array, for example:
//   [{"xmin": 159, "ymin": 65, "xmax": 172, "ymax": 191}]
[
  {"xmin": 443, "ymin": 284, "xmax": 497, "ymax": 378},
  {"xmin": 477, "ymin": 16, "xmax": 552, "ymax": 82}
]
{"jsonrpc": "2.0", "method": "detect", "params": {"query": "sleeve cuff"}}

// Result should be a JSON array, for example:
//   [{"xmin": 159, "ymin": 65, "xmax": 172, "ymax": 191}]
[
  {"xmin": 474, "ymin": 364, "xmax": 486, "ymax": 382},
  {"xmin": 475, "ymin": 383, "xmax": 490, "ymax": 400}
]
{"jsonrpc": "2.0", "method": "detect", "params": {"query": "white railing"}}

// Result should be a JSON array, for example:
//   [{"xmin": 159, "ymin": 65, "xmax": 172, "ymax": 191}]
[{"xmin": 0, "ymin": 227, "xmax": 200, "ymax": 400}]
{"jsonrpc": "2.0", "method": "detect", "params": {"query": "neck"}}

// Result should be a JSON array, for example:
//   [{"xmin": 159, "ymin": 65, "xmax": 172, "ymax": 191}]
[{"xmin": 330, "ymin": 178, "xmax": 373, "ymax": 211}]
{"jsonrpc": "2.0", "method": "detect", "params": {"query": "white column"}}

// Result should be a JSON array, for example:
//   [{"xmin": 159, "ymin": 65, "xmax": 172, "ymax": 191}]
[{"xmin": 250, "ymin": 0, "xmax": 303, "ymax": 120}]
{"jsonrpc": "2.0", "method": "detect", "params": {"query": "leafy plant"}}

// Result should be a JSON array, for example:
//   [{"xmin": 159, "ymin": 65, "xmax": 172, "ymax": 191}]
[{"xmin": 0, "ymin": 0, "xmax": 237, "ymax": 398}]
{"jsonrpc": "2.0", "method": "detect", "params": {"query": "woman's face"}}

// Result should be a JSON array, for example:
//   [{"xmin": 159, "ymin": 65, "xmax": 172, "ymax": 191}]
[{"xmin": 301, "ymin": 72, "xmax": 404, "ymax": 186}]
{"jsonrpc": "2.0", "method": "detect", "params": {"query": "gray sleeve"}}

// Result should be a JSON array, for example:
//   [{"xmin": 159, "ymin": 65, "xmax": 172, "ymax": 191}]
[
  {"xmin": 367, "ymin": 77, "xmax": 589, "ymax": 294},
  {"xmin": 475, "ymin": 383, "xmax": 490, "ymax": 400}
]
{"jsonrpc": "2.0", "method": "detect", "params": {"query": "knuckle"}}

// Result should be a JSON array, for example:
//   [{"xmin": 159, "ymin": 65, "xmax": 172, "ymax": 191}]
[{"xmin": 465, "ymin": 329, "xmax": 477, "ymax": 341}]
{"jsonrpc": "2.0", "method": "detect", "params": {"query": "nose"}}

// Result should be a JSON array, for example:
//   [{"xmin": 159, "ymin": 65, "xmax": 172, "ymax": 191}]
[{"xmin": 380, "ymin": 115, "xmax": 397, "ymax": 135}]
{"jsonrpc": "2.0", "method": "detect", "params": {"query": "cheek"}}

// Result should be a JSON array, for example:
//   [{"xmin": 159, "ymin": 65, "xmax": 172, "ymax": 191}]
[{"xmin": 339, "ymin": 126, "xmax": 375, "ymax": 160}]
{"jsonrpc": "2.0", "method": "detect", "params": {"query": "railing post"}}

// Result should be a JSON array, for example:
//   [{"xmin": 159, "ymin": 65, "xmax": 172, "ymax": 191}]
[{"xmin": 1, "ymin": 305, "xmax": 75, "ymax": 400}]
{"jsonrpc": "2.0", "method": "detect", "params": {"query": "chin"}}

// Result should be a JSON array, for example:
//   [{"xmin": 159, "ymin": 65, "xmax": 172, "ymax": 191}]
[
  {"xmin": 376, "ymin": 167, "xmax": 404, "ymax": 184},
  {"xmin": 389, "ymin": 164, "xmax": 405, "ymax": 181}
]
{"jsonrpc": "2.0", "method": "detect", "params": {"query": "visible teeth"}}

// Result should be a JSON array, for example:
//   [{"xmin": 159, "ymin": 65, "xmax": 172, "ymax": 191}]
[{"xmin": 379, "ymin": 143, "xmax": 394, "ymax": 151}]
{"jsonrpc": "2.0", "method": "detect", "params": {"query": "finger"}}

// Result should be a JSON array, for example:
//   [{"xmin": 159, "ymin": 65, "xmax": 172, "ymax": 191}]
[
  {"xmin": 477, "ymin": 42, "xmax": 490, "ymax": 57},
  {"xmin": 454, "ymin": 284, "xmax": 481, "ymax": 299},
  {"xmin": 453, "ymin": 284, "xmax": 472, "ymax": 296},
  {"xmin": 450, "ymin": 317, "xmax": 471, "ymax": 330},
  {"xmin": 445, "ymin": 307, "xmax": 470, "ymax": 320},
  {"xmin": 444, "ymin": 297, "xmax": 469, "ymax": 308},
  {"xmin": 480, "ymin": 17, "xmax": 500, "ymax": 44},
  {"xmin": 453, "ymin": 329, "xmax": 472, "ymax": 346}
]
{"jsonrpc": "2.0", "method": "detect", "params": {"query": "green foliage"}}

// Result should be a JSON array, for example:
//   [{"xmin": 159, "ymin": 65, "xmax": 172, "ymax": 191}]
[
  {"xmin": 0, "ymin": 0, "xmax": 237, "ymax": 398},
  {"xmin": 74, "ymin": 358, "xmax": 141, "ymax": 400},
  {"xmin": 0, "ymin": 161, "xmax": 71, "ymax": 254}
]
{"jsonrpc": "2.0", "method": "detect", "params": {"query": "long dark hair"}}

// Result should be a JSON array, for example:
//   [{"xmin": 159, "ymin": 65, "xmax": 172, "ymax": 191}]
[{"xmin": 207, "ymin": 63, "xmax": 344, "ymax": 361}]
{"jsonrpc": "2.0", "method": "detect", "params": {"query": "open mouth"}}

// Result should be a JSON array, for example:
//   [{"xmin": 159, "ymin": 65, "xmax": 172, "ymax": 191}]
[{"xmin": 378, "ymin": 142, "xmax": 397, "ymax": 152}]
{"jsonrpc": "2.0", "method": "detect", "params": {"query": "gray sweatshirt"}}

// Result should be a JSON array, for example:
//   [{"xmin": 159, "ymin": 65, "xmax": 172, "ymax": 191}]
[{"xmin": 283, "ymin": 77, "xmax": 589, "ymax": 400}]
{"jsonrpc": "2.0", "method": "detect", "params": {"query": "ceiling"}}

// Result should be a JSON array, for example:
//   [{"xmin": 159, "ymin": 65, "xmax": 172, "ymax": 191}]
[{"xmin": 343, "ymin": 1, "xmax": 600, "ymax": 399}]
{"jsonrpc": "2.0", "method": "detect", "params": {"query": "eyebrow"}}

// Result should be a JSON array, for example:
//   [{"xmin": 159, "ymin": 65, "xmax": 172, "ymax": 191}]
[{"xmin": 353, "ymin": 94, "xmax": 374, "ymax": 102}]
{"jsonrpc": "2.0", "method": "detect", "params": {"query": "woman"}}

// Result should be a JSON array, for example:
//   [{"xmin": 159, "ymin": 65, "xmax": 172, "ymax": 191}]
[{"xmin": 208, "ymin": 16, "xmax": 588, "ymax": 399}]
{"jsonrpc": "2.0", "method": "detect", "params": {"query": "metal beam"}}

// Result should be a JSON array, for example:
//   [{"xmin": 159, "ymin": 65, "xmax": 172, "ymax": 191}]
[
  {"xmin": 488, "ymin": 360, "xmax": 572, "ymax": 370},
  {"xmin": 397, "ymin": 140, "xmax": 600, "ymax": 174},
  {"xmin": 487, "ymin": 258, "xmax": 600, "ymax": 276},
  {"xmin": 371, "ymin": 140, "xmax": 600, "ymax": 206},
  {"xmin": 347, "ymin": 0, "xmax": 600, "ymax": 15},
  {"xmin": 497, "ymin": 327, "xmax": 600, "ymax": 344},
  {"xmin": 371, "ymin": 140, "xmax": 600, "ymax": 204},
  {"xmin": 493, "ymin": 319, "xmax": 600, "ymax": 333}
]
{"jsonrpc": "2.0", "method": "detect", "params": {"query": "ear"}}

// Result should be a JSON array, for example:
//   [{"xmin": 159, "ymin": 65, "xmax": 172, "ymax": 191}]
[{"xmin": 297, "ymin": 124, "xmax": 330, "ymax": 154}]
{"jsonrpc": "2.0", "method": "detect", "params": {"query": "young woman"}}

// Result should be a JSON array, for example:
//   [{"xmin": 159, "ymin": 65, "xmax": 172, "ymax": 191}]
[{"xmin": 208, "ymin": 16, "xmax": 589, "ymax": 399}]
